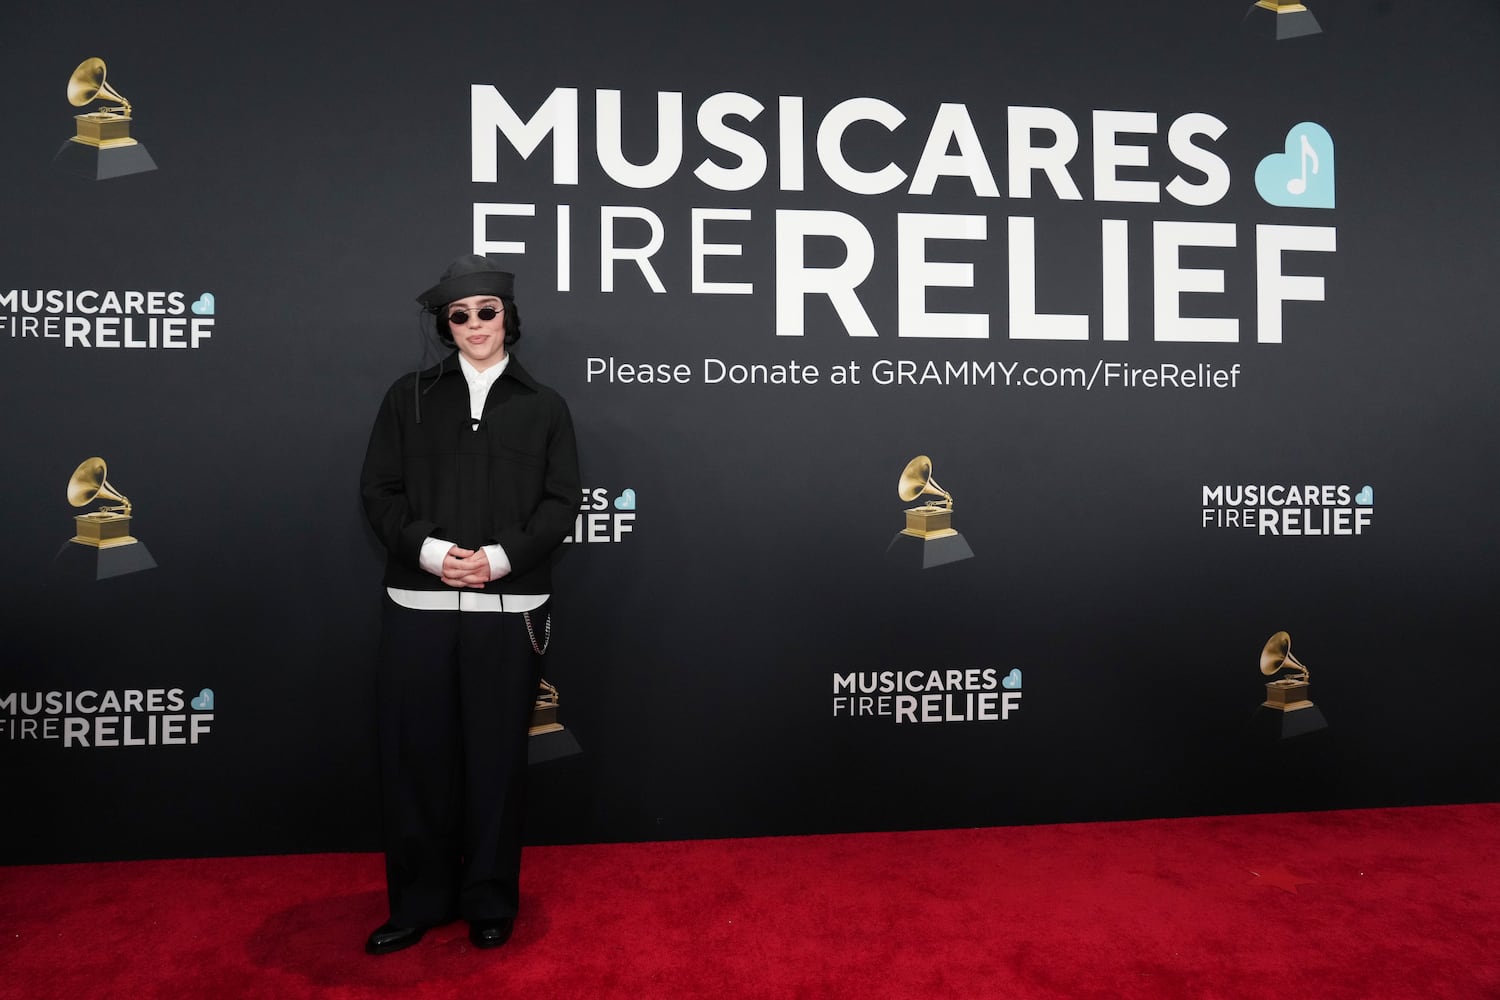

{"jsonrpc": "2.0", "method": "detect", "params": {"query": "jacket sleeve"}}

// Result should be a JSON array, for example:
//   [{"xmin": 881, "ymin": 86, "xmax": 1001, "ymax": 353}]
[
  {"xmin": 490, "ymin": 393, "xmax": 580, "ymax": 577},
  {"xmin": 359, "ymin": 383, "xmax": 440, "ymax": 569}
]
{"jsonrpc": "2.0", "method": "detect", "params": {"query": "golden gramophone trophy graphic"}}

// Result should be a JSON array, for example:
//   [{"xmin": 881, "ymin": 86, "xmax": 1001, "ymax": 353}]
[
  {"xmin": 530, "ymin": 679, "xmax": 563, "ymax": 736},
  {"xmin": 54, "ymin": 57, "xmax": 158, "ymax": 180},
  {"xmin": 527, "ymin": 676, "xmax": 582, "ymax": 762},
  {"xmin": 884, "ymin": 455, "xmax": 975, "ymax": 569},
  {"xmin": 55, "ymin": 457, "xmax": 157, "ymax": 580},
  {"xmin": 1255, "ymin": 630, "xmax": 1327, "ymax": 738}
]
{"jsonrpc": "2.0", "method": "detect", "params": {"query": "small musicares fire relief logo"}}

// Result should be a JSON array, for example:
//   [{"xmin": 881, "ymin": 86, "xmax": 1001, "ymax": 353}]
[
  {"xmin": 0, "ymin": 687, "xmax": 215, "ymax": 749},
  {"xmin": 832, "ymin": 668, "xmax": 1022, "ymax": 724},
  {"xmin": 2, "ymin": 288, "xmax": 215, "ymax": 349},
  {"xmin": 1201, "ymin": 483, "xmax": 1373, "ymax": 536},
  {"xmin": 565, "ymin": 486, "xmax": 635, "ymax": 544}
]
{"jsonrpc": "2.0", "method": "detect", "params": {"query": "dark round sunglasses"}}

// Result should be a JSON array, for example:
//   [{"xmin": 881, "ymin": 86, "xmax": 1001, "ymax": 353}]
[{"xmin": 447, "ymin": 306, "xmax": 500, "ymax": 325}]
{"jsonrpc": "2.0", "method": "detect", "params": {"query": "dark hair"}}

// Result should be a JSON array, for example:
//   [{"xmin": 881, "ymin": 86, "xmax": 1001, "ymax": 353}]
[{"xmin": 432, "ymin": 297, "xmax": 523, "ymax": 348}]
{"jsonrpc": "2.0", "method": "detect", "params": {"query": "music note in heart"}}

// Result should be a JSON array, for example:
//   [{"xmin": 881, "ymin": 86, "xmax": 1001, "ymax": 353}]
[
  {"xmin": 1255, "ymin": 123, "xmax": 1335, "ymax": 209},
  {"xmin": 1286, "ymin": 133, "xmax": 1319, "ymax": 196}
]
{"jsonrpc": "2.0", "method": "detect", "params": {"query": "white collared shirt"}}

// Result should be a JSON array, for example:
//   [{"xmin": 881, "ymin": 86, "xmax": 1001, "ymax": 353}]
[{"xmin": 387, "ymin": 352, "xmax": 548, "ymax": 614}]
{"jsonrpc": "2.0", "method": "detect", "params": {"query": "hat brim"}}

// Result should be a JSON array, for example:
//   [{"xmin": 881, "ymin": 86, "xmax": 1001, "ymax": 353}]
[{"xmin": 416, "ymin": 270, "xmax": 515, "ymax": 309}]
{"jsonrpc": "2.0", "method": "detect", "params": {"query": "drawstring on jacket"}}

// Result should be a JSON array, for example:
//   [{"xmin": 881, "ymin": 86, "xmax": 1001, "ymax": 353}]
[
  {"xmin": 413, "ymin": 353, "xmax": 446, "ymax": 424},
  {"xmin": 411, "ymin": 306, "xmax": 447, "ymax": 424}
]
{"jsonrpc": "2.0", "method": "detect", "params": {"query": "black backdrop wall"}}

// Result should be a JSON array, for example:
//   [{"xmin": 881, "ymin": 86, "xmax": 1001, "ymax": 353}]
[{"xmin": 3, "ymin": 1, "xmax": 1497, "ymax": 863}]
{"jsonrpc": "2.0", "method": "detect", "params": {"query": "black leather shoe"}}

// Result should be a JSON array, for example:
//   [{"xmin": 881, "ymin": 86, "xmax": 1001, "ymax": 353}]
[
  {"xmin": 365, "ymin": 922, "xmax": 426, "ymax": 955},
  {"xmin": 468, "ymin": 917, "xmax": 515, "ymax": 949}
]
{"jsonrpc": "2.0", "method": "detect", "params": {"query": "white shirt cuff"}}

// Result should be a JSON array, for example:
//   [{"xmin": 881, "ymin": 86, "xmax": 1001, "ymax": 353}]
[
  {"xmin": 482, "ymin": 543, "xmax": 511, "ymax": 580},
  {"xmin": 418, "ymin": 537, "xmax": 452, "ymax": 577}
]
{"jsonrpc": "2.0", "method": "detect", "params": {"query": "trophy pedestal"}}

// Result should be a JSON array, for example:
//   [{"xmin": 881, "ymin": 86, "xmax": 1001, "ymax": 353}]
[
  {"xmin": 1248, "ymin": 701, "xmax": 1328, "ymax": 739},
  {"xmin": 54, "ymin": 137, "xmax": 157, "ymax": 180},
  {"xmin": 53, "ymin": 538, "xmax": 157, "ymax": 581},
  {"xmin": 528, "ymin": 726, "xmax": 582, "ymax": 765},
  {"xmin": 1242, "ymin": 2, "xmax": 1321, "ymax": 39},
  {"xmin": 1254, "ymin": 678, "xmax": 1325, "ymax": 737},
  {"xmin": 885, "ymin": 530, "xmax": 974, "ymax": 570}
]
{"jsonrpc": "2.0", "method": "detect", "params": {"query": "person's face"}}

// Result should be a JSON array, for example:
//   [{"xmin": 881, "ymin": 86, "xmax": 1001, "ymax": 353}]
[{"xmin": 445, "ymin": 294, "xmax": 507, "ymax": 370}]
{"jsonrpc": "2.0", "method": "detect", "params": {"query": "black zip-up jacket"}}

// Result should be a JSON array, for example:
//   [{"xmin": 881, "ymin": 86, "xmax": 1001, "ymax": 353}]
[{"xmin": 360, "ymin": 351, "xmax": 580, "ymax": 595}]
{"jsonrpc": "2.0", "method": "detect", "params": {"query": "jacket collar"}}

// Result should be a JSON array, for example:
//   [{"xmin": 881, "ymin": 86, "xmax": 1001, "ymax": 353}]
[{"xmin": 418, "ymin": 350, "xmax": 539, "ymax": 391}]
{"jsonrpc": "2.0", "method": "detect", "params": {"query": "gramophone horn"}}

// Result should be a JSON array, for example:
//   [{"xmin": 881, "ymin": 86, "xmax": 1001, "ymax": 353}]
[
  {"xmin": 1259, "ymin": 630, "xmax": 1309, "ymax": 681},
  {"xmin": 67, "ymin": 456, "xmax": 132, "ymax": 514},
  {"xmin": 898, "ymin": 455, "xmax": 952, "ymax": 506},
  {"xmin": 67, "ymin": 57, "xmax": 132, "ymax": 115}
]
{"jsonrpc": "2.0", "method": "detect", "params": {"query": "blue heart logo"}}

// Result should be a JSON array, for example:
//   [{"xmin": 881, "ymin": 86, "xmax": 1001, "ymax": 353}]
[
  {"xmin": 1002, "ymin": 668, "xmax": 1022, "ymax": 690},
  {"xmin": 191, "ymin": 688, "xmax": 214, "ymax": 711},
  {"xmin": 614, "ymin": 488, "xmax": 636, "ymax": 511},
  {"xmin": 191, "ymin": 292, "xmax": 216, "ymax": 316},
  {"xmin": 1255, "ymin": 123, "xmax": 1335, "ymax": 209},
  {"xmin": 1355, "ymin": 485, "xmax": 1373, "ymax": 506}
]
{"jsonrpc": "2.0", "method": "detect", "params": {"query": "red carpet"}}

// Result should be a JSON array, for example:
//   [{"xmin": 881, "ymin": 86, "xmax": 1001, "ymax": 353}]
[{"xmin": 3, "ymin": 805, "xmax": 1498, "ymax": 1000}]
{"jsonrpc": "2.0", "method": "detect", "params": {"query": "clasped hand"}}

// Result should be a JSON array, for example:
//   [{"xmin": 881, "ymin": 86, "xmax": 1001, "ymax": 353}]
[{"xmin": 441, "ymin": 546, "xmax": 491, "ymax": 588}]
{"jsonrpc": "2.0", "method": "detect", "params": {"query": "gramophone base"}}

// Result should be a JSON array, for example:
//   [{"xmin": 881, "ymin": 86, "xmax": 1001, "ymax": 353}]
[
  {"xmin": 885, "ymin": 530, "xmax": 974, "ymax": 570},
  {"xmin": 1248, "ymin": 702, "xmax": 1328, "ymax": 740},
  {"xmin": 1242, "ymin": 3, "xmax": 1321, "ymax": 39},
  {"xmin": 528, "ymin": 726, "xmax": 582, "ymax": 765},
  {"xmin": 54, "ymin": 138, "xmax": 158, "ymax": 180},
  {"xmin": 52, "ymin": 539, "xmax": 157, "ymax": 581},
  {"xmin": 1262, "ymin": 678, "xmax": 1313, "ymax": 711}
]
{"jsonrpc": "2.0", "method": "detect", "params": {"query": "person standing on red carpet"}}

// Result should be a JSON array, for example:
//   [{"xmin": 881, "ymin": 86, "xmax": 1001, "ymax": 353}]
[{"xmin": 359, "ymin": 255, "xmax": 579, "ymax": 954}]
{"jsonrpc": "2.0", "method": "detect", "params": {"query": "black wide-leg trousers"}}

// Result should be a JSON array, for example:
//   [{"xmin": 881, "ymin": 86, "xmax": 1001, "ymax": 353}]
[{"xmin": 375, "ymin": 596, "xmax": 545, "ymax": 927}]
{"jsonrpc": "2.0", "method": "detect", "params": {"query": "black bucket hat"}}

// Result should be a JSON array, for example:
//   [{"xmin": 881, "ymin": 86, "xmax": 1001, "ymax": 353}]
[{"xmin": 416, "ymin": 255, "xmax": 515, "ymax": 309}]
